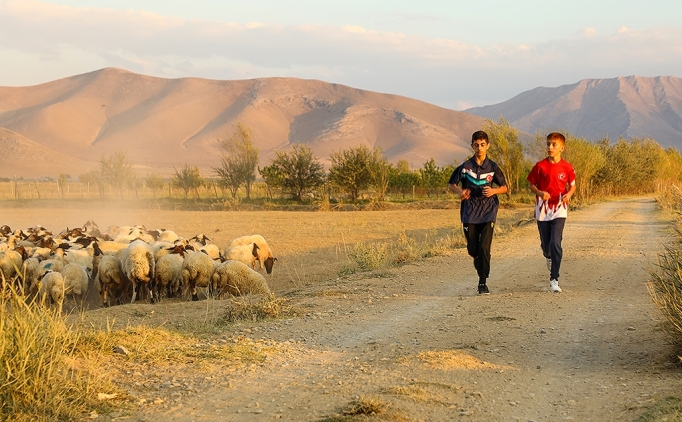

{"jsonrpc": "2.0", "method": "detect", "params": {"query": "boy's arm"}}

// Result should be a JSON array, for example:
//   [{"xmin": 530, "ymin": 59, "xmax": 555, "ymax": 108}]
[
  {"xmin": 561, "ymin": 182, "xmax": 577, "ymax": 205},
  {"xmin": 448, "ymin": 183, "xmax": 471, "ymax": 200},
  {"xmin": 482, "ymin": 184, "xmax": 507, "ymax": 198},
  {"xmin": 529, "ymin": 184, "xmax": 551, "ymax": 201}
]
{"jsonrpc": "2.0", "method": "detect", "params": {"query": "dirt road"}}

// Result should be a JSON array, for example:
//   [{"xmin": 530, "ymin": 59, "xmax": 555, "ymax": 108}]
[{"xmin": 113, "ymin": 197, "xmax": 680, "ymax": 422}]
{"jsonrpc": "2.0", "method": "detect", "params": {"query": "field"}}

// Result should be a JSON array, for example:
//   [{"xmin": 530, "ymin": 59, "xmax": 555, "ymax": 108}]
[
  {"xmin": 2, "ymin": 198, "xmax": 682, "ymax": 421},
  {"xmin": 0, "ymin": 199, "xmax": 530, "ymax": 294}
]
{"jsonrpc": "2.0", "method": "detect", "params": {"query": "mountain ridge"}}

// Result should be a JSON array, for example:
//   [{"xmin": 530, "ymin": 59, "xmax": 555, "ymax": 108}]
[
  {"xmin": 465, "ymin": 75, "xmax": 682, "ymax": 147},
  {"xmin": 0, "ymin": 68, "xmax": 484, "ymax": 178}
]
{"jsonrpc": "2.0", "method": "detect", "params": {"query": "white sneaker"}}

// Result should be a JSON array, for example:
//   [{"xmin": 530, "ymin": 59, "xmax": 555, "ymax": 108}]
[
  {"xmin": 549, "ymin": 279, "xmax": 562, "ymax": 293},
  {"xmin": 546, "ymin": 258, "xmax": 552, "ymax": 271}
]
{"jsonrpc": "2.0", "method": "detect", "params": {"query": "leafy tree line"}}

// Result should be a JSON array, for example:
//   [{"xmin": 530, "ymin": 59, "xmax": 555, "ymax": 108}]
[
  {"xmin": 482, "ymin": 116, "xmax": 682, "ymax": 202},
  {"xmin": 78, "ymin": 120, "xmax": 682, "ymax": 203}
]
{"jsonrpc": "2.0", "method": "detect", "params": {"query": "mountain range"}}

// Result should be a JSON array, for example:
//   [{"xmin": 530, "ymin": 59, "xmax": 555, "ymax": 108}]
[
  {"xmin": 466, "ymin": 75, "xmax": 682, "ymax": 147},
  {"xmin": 0, "ymin": 68, "xmax": 483, "ymax": 178},
  {"xmin": 0, "ymin": 69, "xmax": 680, "ymax": 179}
]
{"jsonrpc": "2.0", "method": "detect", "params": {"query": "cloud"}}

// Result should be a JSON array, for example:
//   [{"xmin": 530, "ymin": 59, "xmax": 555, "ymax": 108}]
[{"xmin": 0, "ymin": 0, "xmax": 681, "ymax": 109}]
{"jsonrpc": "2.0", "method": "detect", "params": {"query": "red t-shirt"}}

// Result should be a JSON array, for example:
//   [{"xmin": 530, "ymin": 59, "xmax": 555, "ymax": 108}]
[{"xmin": 527, "ymin": 158, "xmax": 576, "ymax": 220}]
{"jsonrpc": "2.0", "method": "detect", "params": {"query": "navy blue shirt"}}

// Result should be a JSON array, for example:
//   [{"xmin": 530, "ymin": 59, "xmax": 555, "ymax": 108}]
[{"xmin": 449, "ymin": 156, "xmax": 507, "ymax": 224}]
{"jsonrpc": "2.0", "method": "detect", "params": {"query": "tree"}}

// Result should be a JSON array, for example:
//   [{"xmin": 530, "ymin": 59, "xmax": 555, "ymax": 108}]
[
  {"xmin": 484, "ymin": 117, "xmax": 526, "ymax": 195},
  {"xmin": 388, "ymin": 160, "xmax": 419, "ymax": 199},
  {"xmin": 100, "ymin": 150, "xmax": 135, "ymax": 197},
  {"xmin": 260, "ymin": 144, "xmax": 326, "ymax": 202},
  {"xmin": 79, "ymin": 170, "xmax": 104, "ymax": 197},
  {"xmin": 214, "ymin": 123, "xmax": 259, "ymax": 199},
  {"xmin": 57, "ymin": 174, "xmax": 68, "ymax": 199},
  {"xmin": 145, "ymin": 173, "xmax": 166, "ymax": 199},
  {"xmin": 366, "ymin": 148, "xmax": 390, "ymax": 202},
  {"xmin": 172, "ymin": 164, "xmax": 203, "ymax": 198},
  {"xmin": 419, "ymin": 159, "xmax": 450, "ymax": 198},
  {"xmin": 328, "ymin": 145, "xmax": 376, "ymax": 201},
  {"xmin": 561, "ymin": 134, "xmax": 606, "ymax": 200},
  {"xmin": 214, "ymin": 158, "xmax": 243, "ymax": 199},
  {"xmin": 259, "ymin": 163, "xmax": 286, "ymax": 199}
]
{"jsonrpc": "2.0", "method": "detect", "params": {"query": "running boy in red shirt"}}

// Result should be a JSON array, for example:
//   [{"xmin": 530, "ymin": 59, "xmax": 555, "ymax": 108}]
[{"xmin": 526, "ymin": 132, "xmax": 576, "ymax": 293}]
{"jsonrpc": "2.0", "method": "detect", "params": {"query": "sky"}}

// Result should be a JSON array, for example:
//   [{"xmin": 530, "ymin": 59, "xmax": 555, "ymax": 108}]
[{"xmin": 0, "ymin": 0, "xmax": 681, "ymax": 110}]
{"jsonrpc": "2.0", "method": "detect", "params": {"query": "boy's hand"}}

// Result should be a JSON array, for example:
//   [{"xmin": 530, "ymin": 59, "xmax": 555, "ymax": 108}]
[
  {"xmin": 460, "ymin": 189, "xmax": 471, "ymax": 200},
  {"xmin": 540, "ymin": 191, "xmax": 551, "ymax": 201},
  {"xmin": 482, "ymin": 186, "xmax": 495, "ymax": 198},
  {"xmin": 561, "ymin": 195, "xmax": 571, "ymax": 205}
]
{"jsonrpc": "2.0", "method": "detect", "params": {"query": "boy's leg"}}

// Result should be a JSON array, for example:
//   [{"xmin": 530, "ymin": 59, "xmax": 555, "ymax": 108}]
[
  {"xmin": 463, "ymin": 223, "xmax": 480, "ymax": 260},
  {"xmin": 537, "ymin": 221, "xmax": 552, "ymax": 259},
  {"xmin": 549, "ymin": 218, "xmax": 566, "ymax": 281},
  {"xmin": 476, "ymin": 222, "xmax": 494, "ymax": 281}
]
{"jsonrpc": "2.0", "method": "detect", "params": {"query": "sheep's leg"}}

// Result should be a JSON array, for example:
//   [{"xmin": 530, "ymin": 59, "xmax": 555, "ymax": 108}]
[
  {"xmin": 191, "ymin": 280, "xmax": 199, "ymax": 301},
  {"xmin": 148, "ymin": 282, "xmax": 155, "ymax": 304},
  {"xmin": 130, "ymin": 281, "xmax": 137, "ymax": 304}
]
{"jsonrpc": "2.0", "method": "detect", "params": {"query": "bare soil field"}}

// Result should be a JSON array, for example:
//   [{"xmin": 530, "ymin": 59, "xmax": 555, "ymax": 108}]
[{"xmin": 3, "ymin": 197, "xmax": 680, "ymax": 421}]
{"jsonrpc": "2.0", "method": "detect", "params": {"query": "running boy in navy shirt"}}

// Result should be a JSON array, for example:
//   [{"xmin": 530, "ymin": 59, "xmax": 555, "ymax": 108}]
[
  {"xmin": 527, "ymin": 132, "xmax": 576, "ymax": 293},
  {"xmin": 448, "ymin": 130, "xmax": 508, "ymax": 294}
]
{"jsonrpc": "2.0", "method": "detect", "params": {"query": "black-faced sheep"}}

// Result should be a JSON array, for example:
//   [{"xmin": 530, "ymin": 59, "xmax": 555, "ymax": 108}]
[
  {"xmin": 120, "ymin": 239, "xmax": 156, "ymax": 303},
  {"xmin": 211, "ymin": 260, "xmax": 270, "ymax": 298},
  {"xmin": 226, "ymin": 235, "xmax": 277, "ymax": 274}
]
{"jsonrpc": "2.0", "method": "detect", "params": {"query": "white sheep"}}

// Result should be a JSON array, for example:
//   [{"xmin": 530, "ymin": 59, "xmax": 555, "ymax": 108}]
[
  {"xmin": 151, "ymin": 241, "xmax": 176, "ymax": 261},
  {"xmin": 120, "ymin": 239, "xmax": 156, "ymax": 303},
  {"xmin": 60, "ymin": 263, "xmax": 90, "ymax": 308},
  {"xmin": 63, "ymin": 246, "xmax": 94, "ymax": 271},
  {"xmin": 156, "ymin": 229, "xmax": 179, "ymax": 243},
  {"xmin": 199, "ymin": 244, "xmax": 223, "ymax": 261},
  {"xmin": 211, "ymin": 260, "xmax": 270, "ymax": 298},
  {"xmin": 37, "ymin": 258, "xmax": 64, "ymax": 280},
  {"xmin": 154, "ymin": 247, "xmax": 186, "ymax": 299},
  {"xmin": 0, "ymin": 248, "xmax": 24, "ymax": 286},
  {"xmin": 39, "ymin": 270, "xmax": 65, "ymax": 312},
  {"xmin": 21, "ymin": 256, "xmax": 41, "ymax": 295},
  {"xmin": 226, "ymin": 234, "xmax": 277, "ymax": 274},
  {"xmin": 96, "ymin": 255, "xmax": 131, "ymax": 307},
  {"xmin": 224, "ymin": 242, "xmax": 259, "ymax": 268},
  {"xmin": 96, "ymin": 240, "xmax": 130, "ymax": 255},
  {"xmin": 181, "ymin": 251, "xmax": 217, "ymax": 301}
]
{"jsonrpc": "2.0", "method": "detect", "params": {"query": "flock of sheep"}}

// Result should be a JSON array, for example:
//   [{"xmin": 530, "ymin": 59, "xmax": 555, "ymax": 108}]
[{"xmin": 0, "ymin": 221, "xmax": 276, "ymax": 311}]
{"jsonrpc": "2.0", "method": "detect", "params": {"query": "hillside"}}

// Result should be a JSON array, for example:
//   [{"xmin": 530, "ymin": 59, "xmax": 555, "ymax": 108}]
[
  {"xmin": 0, "ymin": 68, "xmax": 485, "ymax": 178},
  {"xmin": 466, "ymin": 75, "xmax": 682, "ymax": 148}
]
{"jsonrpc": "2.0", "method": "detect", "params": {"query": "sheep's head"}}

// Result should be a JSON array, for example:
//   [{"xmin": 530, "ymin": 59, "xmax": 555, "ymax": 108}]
[{"xmin": 264, "ymin": 257, "xmax": 277, "ymax": 274}]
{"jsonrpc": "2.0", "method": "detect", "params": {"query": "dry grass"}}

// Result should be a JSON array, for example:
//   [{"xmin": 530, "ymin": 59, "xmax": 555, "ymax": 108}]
[
  {"xmin": 0, "ymin": 285, "xmax": 119, "ymax": 421},
  {"xmin": 343, "ymin": 395, "xmax": 392, "ymax": 415},
  {"xmin": 220, "ymin": 293, "xmax": 294, "ymax": 323},
  {"xmin": 403, "ymin": 349, "xmax": 513, "ymax": 371},
  {"xmin": 649, "ymin": 185, "xmax": 682, "ymax": 346}
]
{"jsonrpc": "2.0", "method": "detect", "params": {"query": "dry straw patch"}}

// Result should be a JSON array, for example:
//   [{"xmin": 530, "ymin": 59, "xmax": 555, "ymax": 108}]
[
  {"xmin": 407, "ymin": 350, "xmax": 514, "ymax": 371},
  {"xmin": 383, "ymin": 381, "xmax": 457, "ymax": 406}
]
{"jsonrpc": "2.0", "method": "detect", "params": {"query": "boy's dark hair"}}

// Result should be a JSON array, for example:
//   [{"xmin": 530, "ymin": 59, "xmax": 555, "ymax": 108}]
[
  {"xmin": 547, "ymin": 132, "xmax": 566, "ymax": 144},
  {"xmin": 471, "ymin": 130, "xmax": 489, "ymax": 143}
]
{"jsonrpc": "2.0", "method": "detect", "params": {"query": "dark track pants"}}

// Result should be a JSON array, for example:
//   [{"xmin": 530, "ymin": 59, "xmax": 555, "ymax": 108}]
[
  {"xmin": 463, "ymin": 222, "xmax": 494, "ymax": 281},
  {"xmin": 537, "ymin": 218, "xmax": 566, "ymax": 280}
]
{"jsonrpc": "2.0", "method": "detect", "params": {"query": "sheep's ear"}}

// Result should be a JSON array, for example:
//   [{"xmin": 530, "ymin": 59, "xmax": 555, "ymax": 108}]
[
  {"xmin": 92, "ymin": 242, "xmax": 103, "ymax": 256},
  {"xmin": 251, "ymin": 243, "xmax": 259, "ymax": 257}
]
